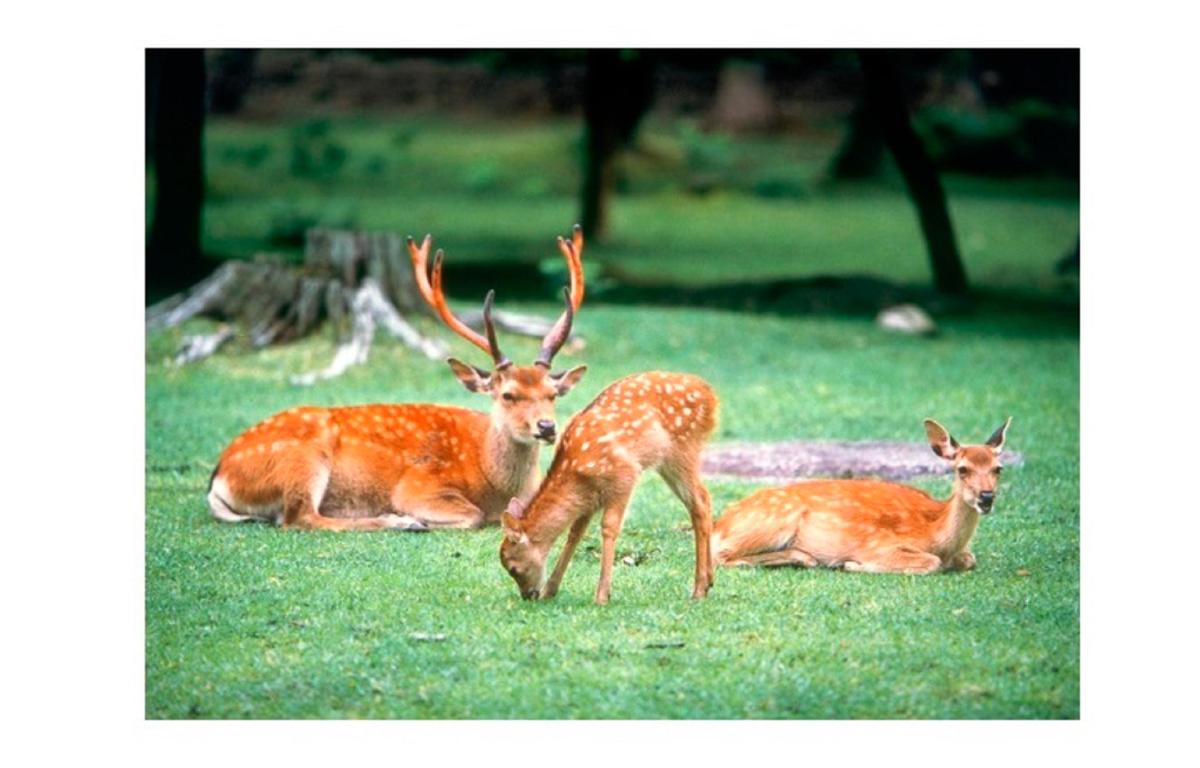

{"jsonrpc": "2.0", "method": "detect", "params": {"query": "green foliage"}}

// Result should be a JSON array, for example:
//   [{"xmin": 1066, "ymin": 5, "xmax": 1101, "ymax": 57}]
[
  {"xmin": 288, "ymin": 119, "xmax": 349, "ymax": 181},
  {"xmin": 462, "ymin": 160, "xmax": 503, "ymax": 194},
  {"xmin": 914, "ymin": 101, "xmax": 1079, "ymax": 178},
  {"xmin": 194, "ymin": 115, "xmax": 1077, "ymax": 294}
]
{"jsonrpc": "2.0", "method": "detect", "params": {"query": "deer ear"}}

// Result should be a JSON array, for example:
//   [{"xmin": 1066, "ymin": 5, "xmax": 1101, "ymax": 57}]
[
  {"xmin": 447, "ymin": 358, "xmax": 492, "ymax": 393},
  {"xmin": 504, "ymin": 497, "xmax": 526, "ymax": 519},
  {"xmin": 550, "ymin": 365, "xmax": 587, "ymax": 395},
  {"xmin": 501, "ymin": 498, "xmax": 526, "ymax": 536},
  {"xmin": 924, "ymin": 419, "xmax": 960, "ymax": 461},
  {"xmin": 986, "ymin": 417, "xmax": 1012, "ymax": 452}
]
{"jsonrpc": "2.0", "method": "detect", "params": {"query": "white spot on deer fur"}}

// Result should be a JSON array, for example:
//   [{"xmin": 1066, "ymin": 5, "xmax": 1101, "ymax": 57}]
[
  {"xmin": 675, "ymin": 416, "xmax": 683, "ymax": 427},
  {"xmin": 683, "ymin": 407, "xmax": 692, "ymax": 416}
]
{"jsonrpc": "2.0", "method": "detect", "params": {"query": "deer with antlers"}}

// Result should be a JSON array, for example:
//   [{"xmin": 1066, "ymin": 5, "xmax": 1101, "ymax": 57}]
[
  {"xmin": 206, "ymin": 227, "xmax": 588, "ymax": 531},
  {"xmin": 711, "ymin": 418, "xmax": 1012, "ymax": 573},
  {"xmin": 499, "ymin": 371, "xmax": 718, "ymax": 604}
]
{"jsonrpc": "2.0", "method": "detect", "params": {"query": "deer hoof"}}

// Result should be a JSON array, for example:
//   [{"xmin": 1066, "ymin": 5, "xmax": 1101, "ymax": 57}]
[{"xmin": 383, "ymin": 514, "xmax": 429, "ymax": 532}]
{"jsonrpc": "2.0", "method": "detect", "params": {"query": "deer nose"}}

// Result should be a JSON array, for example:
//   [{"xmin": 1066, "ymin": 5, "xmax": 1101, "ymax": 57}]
[
  {"xmin": 536, "ymin": 419, "xmax": 555, "ymax": 435},
  {"xmin": 978, "ymin": 491, "xmax": 995, "ymax": 511}
]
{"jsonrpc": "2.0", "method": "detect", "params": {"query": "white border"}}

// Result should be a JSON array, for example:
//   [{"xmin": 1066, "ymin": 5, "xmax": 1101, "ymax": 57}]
[{"xmin": 7, "ymin": 0, "xmax": 1198, "ymax": 764}]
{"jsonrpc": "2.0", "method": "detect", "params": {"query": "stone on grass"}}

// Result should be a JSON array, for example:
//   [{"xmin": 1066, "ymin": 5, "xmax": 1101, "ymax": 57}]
[{"xmin": 876, "ymin": 303, "xmax": 938, "ymax": 336}]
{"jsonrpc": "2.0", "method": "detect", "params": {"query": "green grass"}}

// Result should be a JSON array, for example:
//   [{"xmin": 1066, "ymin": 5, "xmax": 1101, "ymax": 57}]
[
  {"xmin": 146, "ymin": 115, "xmax": 1077, "ymax": 718},
  {"xmin": 147, "ymin": 305, "xmax": 1077, "ymax": 719},
  {"xmin": 192, "ymin": 116, "xmax": 1078, "ymax": 295}
]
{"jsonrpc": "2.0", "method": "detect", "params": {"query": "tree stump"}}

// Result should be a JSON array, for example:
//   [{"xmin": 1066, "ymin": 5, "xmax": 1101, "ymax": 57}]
[{"xmin": 146, "ymin": 229, "xmax": 561, "ymax": 384}]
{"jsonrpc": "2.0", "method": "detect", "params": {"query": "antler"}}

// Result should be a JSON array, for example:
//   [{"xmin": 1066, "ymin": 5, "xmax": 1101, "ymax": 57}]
[
  {"xmin": 536, "ymin": 225, "xmax": 586, "ymax": 367},
  {"xmin": 408, "ymin": 235, "xmax": 508, "ymax": 367}
]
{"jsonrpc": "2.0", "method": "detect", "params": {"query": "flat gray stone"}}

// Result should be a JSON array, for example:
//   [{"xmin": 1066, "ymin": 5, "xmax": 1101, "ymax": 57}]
[{"xmin": 701, "ymin": 440, "xmax": 1023, "ymax": 483}]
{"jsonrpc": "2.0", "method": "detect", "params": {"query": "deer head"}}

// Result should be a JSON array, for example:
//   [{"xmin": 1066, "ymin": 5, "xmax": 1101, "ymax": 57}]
[
  {"xmin": 408, "ymin": 226, "xmax": 588, "ymax": 446},
  {"xmin": 924, "ymin": 417, "xmax": 1012, "ymax": 514},
  {"xmin": 499, "ymin": 497, "xmax": 544, "ymax": 599}
]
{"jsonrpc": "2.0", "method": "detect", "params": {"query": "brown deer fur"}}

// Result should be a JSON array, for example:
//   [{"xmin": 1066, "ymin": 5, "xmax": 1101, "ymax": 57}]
[
  {"xmin": 711, "ymin": 418, "xmax": 1011, "ymax": 573},
  {"xmin": 499, "ymin": 371, "xmax": 719, "ymax": 604},
  {"xmin": 206, "ymin": 227, "xmax": 588, "ymax": 532}
]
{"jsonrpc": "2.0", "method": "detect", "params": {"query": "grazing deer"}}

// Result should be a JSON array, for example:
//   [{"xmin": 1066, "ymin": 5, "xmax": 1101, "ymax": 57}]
[
  {"xmin": 711, "ymin": 418, "xmax": 1012, "ymax": 574},
  {"xmin": 206, "ymin": 227, "xmax": 588, "ymax": 532},
  {"xmin": 499, "ymin": 372, "xmax": 718, "ymax": 604}
]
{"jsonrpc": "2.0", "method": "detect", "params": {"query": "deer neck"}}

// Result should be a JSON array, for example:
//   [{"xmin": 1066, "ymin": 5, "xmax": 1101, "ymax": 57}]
[
  {"xmin": 519, "ymin": 474, "xmax": 579, "ymax": 555},
  {"xmin": 932, "ymin": 489, "xmax": 980, "ymax": 557},
  {"xmin": 481, "ymin": 422, "xmax": 540, "ymax": 500}
]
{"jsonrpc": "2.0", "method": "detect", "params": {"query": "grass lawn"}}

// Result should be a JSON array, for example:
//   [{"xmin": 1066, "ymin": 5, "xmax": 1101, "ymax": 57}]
[{"xmin": 145, "ymin": 116, "xmax": 1078, "ymax": 718}]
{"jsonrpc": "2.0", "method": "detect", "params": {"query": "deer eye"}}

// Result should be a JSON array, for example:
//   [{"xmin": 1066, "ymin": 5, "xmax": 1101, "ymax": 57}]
[
  {"xmin": 957, "ymin": 467, "xmax": 970, "ymax": 477},
  {"xmin": 993, "ymin": 467, "xmax": 1003, "ymax": 476},
  {"xmin": 502, "ymin": 392, "xmax": 517, "ymax": 402}
]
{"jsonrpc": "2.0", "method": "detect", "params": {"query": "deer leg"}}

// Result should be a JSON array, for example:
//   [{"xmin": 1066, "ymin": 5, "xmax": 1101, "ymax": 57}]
[
  {"xmin": 720, "ymin": 548, "xmax": 820, "ymax": 568},
  {"xmin": 842, "ymin": 547, "xmax": 942, "ymax": 574},
  {"xmin": 946, "ymin": 550, "xmax": 977, "ymax": 571},
  {"xmin": 542, "ymin": 512, "xmax": 594, "ymax": 600},
  {"xmin": 282, "ymin": 462, "xmax": 421, "ymax": 532},
  {"xmin": 400, "ymin": 493, "xmax": 486, "ymax": 529},
  {"xmin": 659, "ymin": 462, "xmax": 715, "ymax": 599},
  {"xmin": 595, "ymin": 486, "xmax": 635, "ymax": 606}
]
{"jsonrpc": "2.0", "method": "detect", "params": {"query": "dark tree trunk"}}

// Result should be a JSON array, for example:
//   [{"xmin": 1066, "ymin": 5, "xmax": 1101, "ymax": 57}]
[
  {"xmin": 829, "ymin": 103, "xmax": 886, "ymax": 179},
  {"xmin": 580, "ymin": 50, "xmax": 654, "ymax": 241},
  {"xmin": 147, "ymin": 49, "xmax": 208, "ymax": 297},
  {"xmin": 858, "ymin": 51, "xmax": 969, "ymax": 297}
]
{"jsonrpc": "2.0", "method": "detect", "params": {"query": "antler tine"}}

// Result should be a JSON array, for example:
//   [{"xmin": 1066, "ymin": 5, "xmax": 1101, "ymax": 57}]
[
  {"xmin": 423, "ymin": 247, "xmax": 502, "ymax": 362},
  {"xmin": 538, "ymin": 225, "xmax": 585, "ymax": 367},
  {"xmin": 536, "ymin": 287, "xmax": 574, "ymax": 367},
  {"xmin": 406, "ymin": 235, "xmax": 437, "ymax": 307},
  {"xmin": 482, "ymin": 289, "xmax": 510, "ymax": 368},
  {"xmin": 555, "ymin": 223, "xmax": 586, "ymax": 312}
]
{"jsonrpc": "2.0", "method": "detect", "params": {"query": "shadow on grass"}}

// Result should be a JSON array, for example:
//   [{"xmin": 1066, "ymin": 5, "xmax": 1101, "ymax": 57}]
[
  {"xmin": 148, "ymin": 253, "xmax": 1078, "ymax": 342},
  {"xmin": 444, "ymin": 259, "xmax": 1080, "ymax": 341}
]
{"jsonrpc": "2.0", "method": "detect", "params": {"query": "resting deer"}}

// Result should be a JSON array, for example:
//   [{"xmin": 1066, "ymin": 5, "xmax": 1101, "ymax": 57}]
[
  {"xmin": 711, "ymin": 418, "xmax": 1012, "ymax": 573},
  {"xmin": 499, "ymin": 372, "xmax": 718, "ymax": 604},
  {"xmin": 206, "ymin": 227, "xmax": 588, "ymax": 531}
]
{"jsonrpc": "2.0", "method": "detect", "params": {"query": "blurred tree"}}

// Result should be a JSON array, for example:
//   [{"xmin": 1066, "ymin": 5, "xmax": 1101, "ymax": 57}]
[
  {"xmin": 146, "ymin": 49, "xmax": 207, "ymax": 296},
  {"xmin": 208, "ymin": 49, "xmax": 259, "ymax": 114},
  {"xmin": 829, "ymin": 104, "xmax": 886, "ymax": 179},
  {"xmin": 580, "ymin": 50, "xmax": 654, "ymax": 240},
  {"xmin": 859, "ymin": 51, "xmax": 968, "ymax": 297}
]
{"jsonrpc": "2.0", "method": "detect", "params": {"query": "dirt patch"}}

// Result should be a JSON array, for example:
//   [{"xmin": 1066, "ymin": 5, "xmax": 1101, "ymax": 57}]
[{"xmin": 701, "ymin": 441, "xmax": 1023, "ymax": 483}]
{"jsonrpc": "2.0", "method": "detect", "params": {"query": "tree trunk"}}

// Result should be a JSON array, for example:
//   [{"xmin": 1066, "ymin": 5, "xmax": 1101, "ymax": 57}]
[
  {"xmin": 829, "ymin": 103, "xmax": 886, "ymax": 179},
  {"xmin": 580, "ymin": 50, "xmax": 654, "ymax": 241},
  {"xmin": 858, "ymin": 51, "xmax": 969, "ymax": 297},
  {"xmin": 146, "ymin": 229, "xmax": 570, "ymax": 382},
  {"xmin": 147, "ymin": 49, "xmax": 208, "ymax": 296}
]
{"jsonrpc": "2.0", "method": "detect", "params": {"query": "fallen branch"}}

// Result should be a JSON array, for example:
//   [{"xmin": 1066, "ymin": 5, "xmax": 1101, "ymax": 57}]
[{"xmin": 173, "ymin": 324, "xmax": 235, "ymax": 366}]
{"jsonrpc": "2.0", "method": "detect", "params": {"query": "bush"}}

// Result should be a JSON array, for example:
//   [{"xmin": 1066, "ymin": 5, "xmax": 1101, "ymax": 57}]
[
  {"xmin": 288, "ymin": 119, "xmax": 349, "ymax": 181},
  {"xmin": 914, "ymin": 101, "xmax": 1078, "ymax": 178}
]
